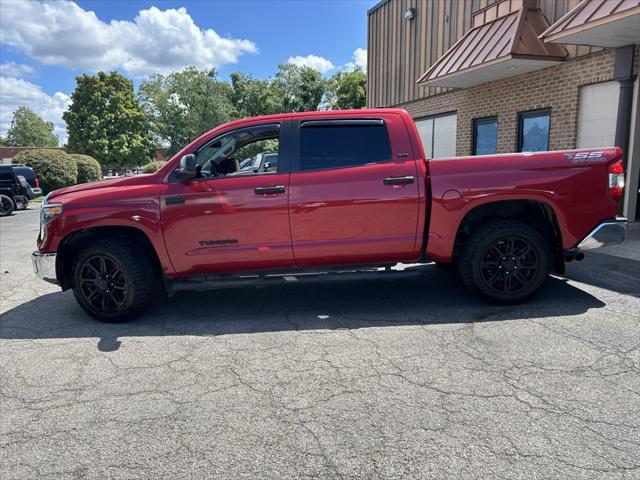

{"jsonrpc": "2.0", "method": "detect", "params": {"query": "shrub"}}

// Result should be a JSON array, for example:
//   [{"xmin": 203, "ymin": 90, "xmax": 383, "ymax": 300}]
[
  {"xmin": 13, "ymin": 149, "xmax": 77, "ymax": 194},
  {"xmin": 142, "ymin": 161, "xmax": 167, "ymax": 174},
  {"xmin": 69, "ymin": 154, "xmax": 102, "ymax": 183}
]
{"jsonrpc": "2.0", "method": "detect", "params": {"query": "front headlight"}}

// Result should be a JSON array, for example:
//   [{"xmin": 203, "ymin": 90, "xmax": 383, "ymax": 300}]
[
  {"xmin": 39, "ymin": 196, "xmax": 63, "ymax": 241},
  {"xmin": 42, "ymin": 203, "xmax": 63, "ymax": 222}
]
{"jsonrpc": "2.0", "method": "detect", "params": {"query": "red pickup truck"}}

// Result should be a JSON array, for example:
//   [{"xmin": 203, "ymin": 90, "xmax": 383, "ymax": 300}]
[{"xmin": 33, "ymin": 109, "xmax": 627, "ymax": 322}]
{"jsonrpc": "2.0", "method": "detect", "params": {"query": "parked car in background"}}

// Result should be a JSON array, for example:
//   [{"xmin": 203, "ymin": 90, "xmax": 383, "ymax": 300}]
[
  {"xmin": 238, "ymin": 152, "xmax": 278, "ymax": 174},
  {"xmin": 0, "ymin": 165, "xmax": 28, "ymax": 216},
  {"xmin": 32, "ymin": 109, "xmax": 627, "ymax": 322},
  {"xmin": 11, "ymin": 164, "xmax": 43, "ymax": 199}
]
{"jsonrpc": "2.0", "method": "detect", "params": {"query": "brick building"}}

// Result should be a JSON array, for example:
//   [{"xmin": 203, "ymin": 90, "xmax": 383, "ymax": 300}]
[
  {"xmin": 0, "ymin": 147, "xmax": 66, "ymax": 165},
  {"xmin": 367, "ymin": 0, "xmax": 640, "ymax": 220}
]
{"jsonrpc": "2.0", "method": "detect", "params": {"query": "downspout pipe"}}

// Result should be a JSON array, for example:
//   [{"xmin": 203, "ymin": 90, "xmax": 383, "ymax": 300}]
[
  {"xmin": 613, "ymin": 45, "xmax": 636, "ymax": 216},
  {"xmin": 614, "ymin": 44, "xmax": 636, "ymax": 170}
]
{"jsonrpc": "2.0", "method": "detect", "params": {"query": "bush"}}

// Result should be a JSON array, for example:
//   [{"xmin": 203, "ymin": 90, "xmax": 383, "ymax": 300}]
[
  {"xmin": 142, "ymin": 161, "xmax": 167, "ymax": 174},
  {"xmin": 69, "ymin": 154, "xmax": 102, "ymax": 183},
  {"xmin": 13, "ymin": 149, "xmax": 77, "ymax": 194}
]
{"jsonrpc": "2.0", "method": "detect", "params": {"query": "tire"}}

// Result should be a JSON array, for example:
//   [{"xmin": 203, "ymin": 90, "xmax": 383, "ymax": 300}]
[
  {"xmin": 0, "ymin": 195, "xmax": 14, "ymax": 217},
  {"xmin": 458, "ymin": 220, "xmax": 551, "ymax": 303},
  {"xmin": 72, "ymin": 239, "xmax": 155, "ymax": 322}
]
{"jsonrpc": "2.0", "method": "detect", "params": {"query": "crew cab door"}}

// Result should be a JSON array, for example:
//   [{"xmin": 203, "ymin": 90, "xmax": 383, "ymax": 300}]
[
  {"xmin": 161, "ymin": 122, "xmax": 295, "ymax": 275},
  {"xmin": 288, "ymin": 115, "xmax": 423, "ymax": 267}
]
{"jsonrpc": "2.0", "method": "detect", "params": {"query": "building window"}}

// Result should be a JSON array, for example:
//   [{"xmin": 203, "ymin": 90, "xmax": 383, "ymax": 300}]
[
  {"xmin": 518, "ymin": 108, "xmax": 551, "ymax": 152},
  {"xmin": 415, "ymin": 112, "xmax": 457, "ymax": 159},
  {"xmin": 472, "ymin": 116, "xmax": 498, "ymax": 155},
  {"xmin": 577, "ymin": 81, "xmax": 619, "ymax": 148}
]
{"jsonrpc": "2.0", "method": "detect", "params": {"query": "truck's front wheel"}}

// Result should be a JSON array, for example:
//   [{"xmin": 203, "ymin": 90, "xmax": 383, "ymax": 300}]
[
  {"xmin": 72, "ymin": 239, "xmax": 154, "ymax": 322},
  {"xmin": 459, "ymin": 221, "xmax": 551, "ymax": 303}
]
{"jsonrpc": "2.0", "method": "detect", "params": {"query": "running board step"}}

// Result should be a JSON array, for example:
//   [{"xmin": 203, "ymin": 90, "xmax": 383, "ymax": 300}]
[{"xmin": 167, "ymin": 266, "xmax": 424, "ymax": 294}]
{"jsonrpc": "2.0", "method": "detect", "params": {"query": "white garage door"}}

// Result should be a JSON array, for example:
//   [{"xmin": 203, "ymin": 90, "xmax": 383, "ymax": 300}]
[
  {"xmin": 577, "ymin": 81, "xmax": 619, "ymax": 149},
  {"xmin": 415, "ymin": 113, "xmax": 457, "ymax": 159}
]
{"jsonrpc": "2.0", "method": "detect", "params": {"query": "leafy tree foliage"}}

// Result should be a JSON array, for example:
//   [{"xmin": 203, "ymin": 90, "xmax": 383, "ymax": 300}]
[
  {"xmin": 229, "ymin": 73, "xmax": 282, "ymax": 118},
  {"xmin": 273, "ymin": 64, "xmax": 325, "ymax": 113},
  {"xmin": 328, "ymin": 68, "xmax": 366, "ymax": 110},
  {"xmin": 69, "ymin": 154, "xmax": 102, "ymax": 183},
  {"xmin": 5, "ymin": 106, "xmax": 58, "ymax": 147},
  {"xmin": 63, "ymin": 71, "xmax": 153, "ymax": 168},
  {"xmin": 139, "ymin": 68, "xmax": 235, "ymax": 156}
]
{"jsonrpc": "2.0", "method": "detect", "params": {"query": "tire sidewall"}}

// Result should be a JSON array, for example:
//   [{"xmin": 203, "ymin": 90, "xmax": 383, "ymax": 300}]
[
  {"xmin": 72, "ymin": 246, "xmax": 141, "ymax": 322},
  {"xmin": 0, "ymin": 195, "xmax": 14, "ymax": 216},
  {"xmin": 466, "ymin": 223, "xmax": 551, "ymax": 303}
]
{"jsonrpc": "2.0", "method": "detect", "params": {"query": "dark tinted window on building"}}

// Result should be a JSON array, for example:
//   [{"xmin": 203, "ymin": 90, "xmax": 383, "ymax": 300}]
[
  {"xmin": 299, "ymin": 122, "xmax": 391, "ymax": 171},
  {"xmin": 473, "ymin": 117, "xmax": 498, "ymax": 155},
  {"xmin": 518, "ymin": 109, "xmax": 550, "ymax": 152}
]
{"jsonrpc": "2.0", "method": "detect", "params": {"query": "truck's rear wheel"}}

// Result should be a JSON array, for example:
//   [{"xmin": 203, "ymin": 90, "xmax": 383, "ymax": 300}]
[
  {"xmin": 0, "ymin": 195, "xmax": 14, "ymax": 216},
  {"xmin": 459, "ymin": 221, "xmax": 551, "ymax": 303},
  {"xmin": 72, "ymin": 239, "xmax": 154, "ymax": 322}
]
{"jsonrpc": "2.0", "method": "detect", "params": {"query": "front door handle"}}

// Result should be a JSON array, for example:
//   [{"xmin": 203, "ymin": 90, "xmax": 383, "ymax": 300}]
[
  {"xmin": 383, "ymin": 176, "xmax": 415, "ymax": 185},
  {"xmin": 255, "ymin": 185, "xmax": 286, "ymax": 195}
]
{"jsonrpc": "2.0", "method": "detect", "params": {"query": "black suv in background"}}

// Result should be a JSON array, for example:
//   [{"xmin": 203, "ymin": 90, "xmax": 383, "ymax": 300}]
[{"xmin": 0, "ymin": 165, "xmax": 29, "ymax": 216}]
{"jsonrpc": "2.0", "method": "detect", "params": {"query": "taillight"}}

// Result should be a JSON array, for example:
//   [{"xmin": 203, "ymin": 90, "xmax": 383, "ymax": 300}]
[
  {"xmin": 608, "ymin": 160, "xmax": 625, "ymax": 200},
  {"xmin": 35, "ymin": 178, "xmax": 40, "ymax": 188}
]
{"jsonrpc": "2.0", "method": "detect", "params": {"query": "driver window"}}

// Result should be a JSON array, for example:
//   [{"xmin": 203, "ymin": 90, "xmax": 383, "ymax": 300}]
[{"xmin": 195, "ymin": 124, "xmax": 280, "ymax": 178}]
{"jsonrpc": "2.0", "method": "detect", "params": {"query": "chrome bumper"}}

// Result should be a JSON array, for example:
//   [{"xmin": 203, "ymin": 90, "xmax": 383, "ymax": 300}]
[
  {"xmin": 577, "ymin": 217, "xmax": 627, "ymax": 251},
  {"xmin": 32, "ymin": 251, "xmax": 58, "ymax": 284}
]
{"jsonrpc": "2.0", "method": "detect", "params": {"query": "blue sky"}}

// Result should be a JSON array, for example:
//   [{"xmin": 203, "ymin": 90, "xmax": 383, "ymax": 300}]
[{"xmin": 0, "ymin": 0, "xmax": 376, "ymax": 142}]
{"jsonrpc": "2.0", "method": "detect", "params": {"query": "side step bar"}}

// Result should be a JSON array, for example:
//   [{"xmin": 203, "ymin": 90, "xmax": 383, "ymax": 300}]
[{"xmin": 166, "ymin": 266, "xmax": 425, "ymax": 295}]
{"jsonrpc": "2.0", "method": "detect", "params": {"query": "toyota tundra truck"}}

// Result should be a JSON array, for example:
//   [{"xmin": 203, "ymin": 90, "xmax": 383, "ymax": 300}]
[{"xmin": 32, "ymin": 109, "xmax": 627, "ymax": 322}]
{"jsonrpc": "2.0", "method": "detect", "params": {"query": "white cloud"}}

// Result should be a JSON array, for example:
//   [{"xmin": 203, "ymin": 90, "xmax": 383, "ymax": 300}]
[
  {"xmin": 0, "ymin": 1, "xmax": 258, "ymax": 77},
  {"xmin": 0, "ymin": 77, "xmax": 70, "ymax": 143},
  {"xmin": 287, "ymin": 54, "xmax": 335, "ymax": 74},
  {"xmin": 345, "ymin": 48, "xmax": 367, "ymax": 72},
  {"xmin": 0, "ymin": 62, "xmax": 34, "ymax": 78}
]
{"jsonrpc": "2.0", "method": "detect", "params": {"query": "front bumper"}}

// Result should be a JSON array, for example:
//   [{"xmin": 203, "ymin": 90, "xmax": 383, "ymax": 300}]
[
  {"xmin": 32, "ymin": 251, "xmax": 58, "ymax": 284},
  {"xmin": 577, "ymin": 217, "xmax": 627, "ymax": 251}
]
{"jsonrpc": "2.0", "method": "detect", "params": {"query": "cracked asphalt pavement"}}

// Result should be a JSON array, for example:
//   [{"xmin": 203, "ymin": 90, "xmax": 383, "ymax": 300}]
[{"xmin": 1, "ymin": 208, "xmax": 639, "ymax": 479}]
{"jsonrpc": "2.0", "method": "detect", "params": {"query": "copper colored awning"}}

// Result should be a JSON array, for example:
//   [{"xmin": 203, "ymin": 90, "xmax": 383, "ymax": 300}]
[
  {"xmin": 540, "ymin": 0, "xmax": 640, "ymax": 48},
  {"xmin": 418, "ymin": 4, "xmax": 567, "ymax": 88}
]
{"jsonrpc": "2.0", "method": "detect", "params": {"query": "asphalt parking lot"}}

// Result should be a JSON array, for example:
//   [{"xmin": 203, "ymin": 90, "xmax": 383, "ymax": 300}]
[{"xmin": 1, "ymin": 207, "xmax": 639, "ymax": 479}]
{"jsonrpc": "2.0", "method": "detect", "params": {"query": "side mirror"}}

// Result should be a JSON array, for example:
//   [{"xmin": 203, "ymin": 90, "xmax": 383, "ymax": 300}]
[{"xmin": 176, "ymin": 154, "xmax": 197, "ymax": 182}]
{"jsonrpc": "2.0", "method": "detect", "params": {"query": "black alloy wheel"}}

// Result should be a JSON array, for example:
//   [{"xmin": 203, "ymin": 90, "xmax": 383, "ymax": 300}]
[
  {"xmin": 72, "ymin": 239, "xmax": 156, "ymax": 322},
  {"xmin": 78, "ymin": 254, "xmax": 128, "ymax": 313},
  {"xmin": 459, "ymin": 220, "xmax": 551, "ymax": 303},
  {"xmin": 478, "ymin": 235, "xmax": 539, "ymax": 295}
]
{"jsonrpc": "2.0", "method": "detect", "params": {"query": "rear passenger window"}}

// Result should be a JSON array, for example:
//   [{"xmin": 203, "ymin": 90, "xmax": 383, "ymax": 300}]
[{"xmin": 299, "ymin": 121, "xmax": 391, "ymax": 171}]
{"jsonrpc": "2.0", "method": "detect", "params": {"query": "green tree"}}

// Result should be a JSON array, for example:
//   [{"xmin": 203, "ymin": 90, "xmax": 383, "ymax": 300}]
[
  {"xmin": 273, "ymin": 64, "xmax": 326, "ymax": 112},
  {"xmin": 229, "ymin": 72, "xmax": 282, "ymax": 118},
  {"xmin": 63, "ymin": 71, "xmax": 153, "ymax": 168},
  {"xmin": 139, "ymin": 68, "xmax": 236, "ymax": 156},
  {"xmin": 329, "ymin": 68, "xmax": 366, "ymax": 110},
  {"xmin": 5, "ymin": 106, "xmax": 58, "ymax": 147}
]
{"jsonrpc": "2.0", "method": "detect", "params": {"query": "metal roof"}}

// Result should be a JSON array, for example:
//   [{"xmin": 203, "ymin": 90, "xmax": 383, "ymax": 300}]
[
  {"xmin": 418, "ymin": 5, "xmax": 567, "ymax": 87},
  {"xmin": 540, "ymin": 0, "xmax": 640, "ymax": 47}
]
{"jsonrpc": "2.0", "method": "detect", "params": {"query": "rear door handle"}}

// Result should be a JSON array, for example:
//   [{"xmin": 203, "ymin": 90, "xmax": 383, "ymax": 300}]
[
  {"xmin": 255, "ymin": 186, "xmax": 286, "ymax": 195},
  {"xmin": 383, "ymin": 176, "xmax": 415, "ymax": 185}
]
